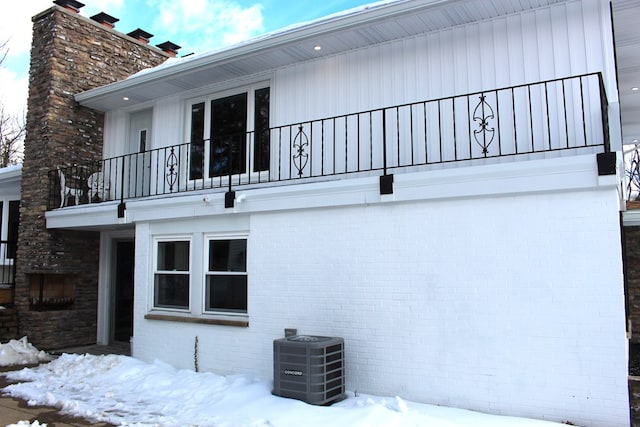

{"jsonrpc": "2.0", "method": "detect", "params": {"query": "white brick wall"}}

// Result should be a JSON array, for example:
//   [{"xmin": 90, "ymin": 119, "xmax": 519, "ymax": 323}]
[{"xmin": 131, "ymin": 157, "xmax": 628, "ymax": 427}]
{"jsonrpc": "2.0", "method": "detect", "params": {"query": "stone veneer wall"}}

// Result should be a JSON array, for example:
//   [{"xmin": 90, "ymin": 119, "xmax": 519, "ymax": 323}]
[
  {"xmin": 0, "ymin": 309, "xmax": 19, "ymax": 343},
  {"xmin": 626, "ymin": 225, "xmax": 639, "ymax": 426},
  {"xmin": 627, "ymin": 226, "xmax": 640, "ymax": 344},
  {"xmin": 15, "ymin": 5, "xmax": 168, "ymax": 349}
]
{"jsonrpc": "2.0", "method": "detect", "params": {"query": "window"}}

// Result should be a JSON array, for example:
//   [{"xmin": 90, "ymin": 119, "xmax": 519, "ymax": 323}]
[
  {"xmin": 205, "ymin": 238, "xmax": 247, "ymax": 313},
  {"xmin": 139, "ymin": 129, "xmax": 148, "ymax": 152},
  {"xmin": 6, "ymin": 201, "xmax": 18, "ymax": 258},
  {"xmin": 188, "ymin": 85, "xmax": 270, "ymax": 181},
  {"xmin": 154, "ymin": 240, "xmax": 190, "ymax": 310}
]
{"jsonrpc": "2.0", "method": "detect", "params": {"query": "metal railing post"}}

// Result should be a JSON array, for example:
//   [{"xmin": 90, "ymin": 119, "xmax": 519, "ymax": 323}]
[
  {"xmin": 225, "ymin": 137, "xmax": 235, "ymax": 208},
  {"xmin": 598, "ymin": 72, "xmax": 610, "ymax": 153},
  {"xmin": 118, "ymin": 156, "xmax": 126, "ymax": 218},
  {"xmin": 380, "ymin": 108, "xmax": 394, "ymax": 194}
]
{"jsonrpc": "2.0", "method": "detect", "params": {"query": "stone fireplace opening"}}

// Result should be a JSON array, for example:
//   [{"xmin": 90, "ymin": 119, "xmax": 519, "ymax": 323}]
[{"xmin": 29, "ymin": 273, "xmax": 76, "ymax": 311}]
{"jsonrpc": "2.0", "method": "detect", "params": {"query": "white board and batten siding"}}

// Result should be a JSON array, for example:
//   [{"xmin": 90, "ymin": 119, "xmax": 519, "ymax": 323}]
[
  {"xmin": 260, "ymin": 0, "xmax": 617, "ymax": 180},
  {"xmin": 272, "ymin": 0, "xmax": 616, "ymax": 126}
]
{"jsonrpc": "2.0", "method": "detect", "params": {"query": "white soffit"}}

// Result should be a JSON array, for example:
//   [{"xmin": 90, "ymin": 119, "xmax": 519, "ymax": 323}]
[{"xmin": 75, "ymin": 0, "xmax": 566, "ymax": 111}]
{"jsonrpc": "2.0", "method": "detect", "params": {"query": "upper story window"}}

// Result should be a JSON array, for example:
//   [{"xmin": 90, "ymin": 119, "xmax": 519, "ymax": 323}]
[
  {"xmin": 6, "ymin": 201, "xmax": 18, "ymax": 258},
  {"xmin": 0, "ymin": 200, "xmax": 19, "ymax": 259},
  {"xmin": 189, "ymin": 84, "xmax": 270, "ymax": 181}
]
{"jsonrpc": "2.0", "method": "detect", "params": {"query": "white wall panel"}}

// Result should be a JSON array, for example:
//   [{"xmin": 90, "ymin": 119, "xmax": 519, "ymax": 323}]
[
  {"xmin": 152, "ymin": 95, "xmax": 182, "ymax": 150},
  {"xmin": 132, "ymin": 176, "xmax": 628, "ymax": 427},
  {"xmin": 103, "ymin": 111, "xmax": 126, "ymax": 159},
  {"xmin": 272, "ymin": 0, "xmax": 611, "ymax": 128}
]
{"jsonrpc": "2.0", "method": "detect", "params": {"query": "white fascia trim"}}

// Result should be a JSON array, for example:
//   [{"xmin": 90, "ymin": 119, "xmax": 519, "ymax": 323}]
[
  {"xmin": 123, "ymin": 153, "xmax": 615, "ymax": 223},
  {"xmin": 394, "ymin": 154, "xmax": 612, "ymax": 203},
  {"xmin": 623, "ymin": 210, "xmax": 640, "ymax": 226},
  {"xmin": 45, "ymin": 153, "xmax": 619, "ymax": 228},
  {"xmin": 46, "ymin": 201, "xmax": 123, "ymax": 229},
  {"xmin": 0, "ymin": 164, "xmax": 22, "ymax": 181}
]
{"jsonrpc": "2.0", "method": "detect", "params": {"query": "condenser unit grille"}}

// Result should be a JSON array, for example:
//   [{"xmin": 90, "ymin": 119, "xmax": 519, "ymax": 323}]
[{"xmin": 273, "ymin": 335, "xmax": 345, "ymax": 405}]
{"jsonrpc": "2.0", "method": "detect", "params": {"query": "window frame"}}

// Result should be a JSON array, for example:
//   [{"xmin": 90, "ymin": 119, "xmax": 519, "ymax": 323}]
[
  {"xmin": 152, "ymin": 236, "xmax": 192, "ymax": 312},
  {"xmin": 203, "ymin": 234, "xmax": 248, "ymax": 316},
  {"xmin": 185, "ymin": 81, "xmax": 270, "ymax": 186}
]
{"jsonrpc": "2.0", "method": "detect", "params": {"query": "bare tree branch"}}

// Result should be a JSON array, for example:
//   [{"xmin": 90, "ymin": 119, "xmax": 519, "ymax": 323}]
[
  {"xmin": 0, "ymin": 39, "xmax": 7, "ymax": 66},
  {"xmin": 0, "ymin": 107, "xmax": 25, "ymax": 167},
  {"xmin": 0, "ymin": 39, "xmax": 24, "ymax": 166}
]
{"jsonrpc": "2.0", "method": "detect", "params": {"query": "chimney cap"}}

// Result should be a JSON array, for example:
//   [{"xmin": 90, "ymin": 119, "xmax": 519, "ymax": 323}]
[
  {"xmin": 127, "ymin": 28, "xmax": 154, "ymax": 43},
  {"xmin": 53, "ymin": 0, "xmax": 85, "ymax": 12},
  {"xmin": 90, "ymin": 12, "xmax": 119, "ymax": 27},
  {"xmin": 156, "ymin": 41, "xmax": 182, "ymax": 56}
]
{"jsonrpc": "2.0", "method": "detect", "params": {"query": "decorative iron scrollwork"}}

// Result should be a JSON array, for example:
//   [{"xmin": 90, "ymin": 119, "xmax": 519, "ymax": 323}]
[
  {"xmin": 627, "ymin": 145, "xmax": 640, "ymax": 201},
  {"xmin": 293, "ymin": 125, "xmax": 309, "ymax": 177},
  {"xmin": 166, "ymin": 147, "xmax": 178, "ymax": 191},
  {"xmin": 473, "ymin": 94, "xmax": 495, "ymax": 156}
]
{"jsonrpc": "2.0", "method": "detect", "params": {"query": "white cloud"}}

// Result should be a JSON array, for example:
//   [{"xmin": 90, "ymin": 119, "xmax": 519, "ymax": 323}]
[
  {"xmin": 0, "ymin": 0, "xmax": 51, "ymax": 118},
  {"xmin": 0, "ymin": 67, "xmax": 28, "ymax": 120},
  {"xmin": 0, "ymin": 0, "xmax": 51, "ymax": 57},
  {"xmin": 152, "ymin": 0, "xmax": 264, "ymax": 53},
  {"xmin": 91, "ymin": 0, "xmax": 125, "ymax": 11}
]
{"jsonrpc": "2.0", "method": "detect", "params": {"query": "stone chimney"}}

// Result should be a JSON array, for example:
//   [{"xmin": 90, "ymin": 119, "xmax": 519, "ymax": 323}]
[{"xmin": 15, "ymin": 3, "xmax": 170, "ymax": 349}]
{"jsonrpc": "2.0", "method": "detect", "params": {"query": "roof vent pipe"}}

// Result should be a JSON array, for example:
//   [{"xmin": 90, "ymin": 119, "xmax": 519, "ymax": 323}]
[
  {"xmin": 90, "ymin": 12, "xmax": 119, "ymax": 29},
  {"xmin": 53, "ymin": 0, "xmax": 85, "ymax": 13}
]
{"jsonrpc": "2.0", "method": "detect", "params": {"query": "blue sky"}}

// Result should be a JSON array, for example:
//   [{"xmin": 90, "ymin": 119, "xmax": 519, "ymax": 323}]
[{"xmin": 0, "ymin": 0, "xmax": 378, "ymax": 117}]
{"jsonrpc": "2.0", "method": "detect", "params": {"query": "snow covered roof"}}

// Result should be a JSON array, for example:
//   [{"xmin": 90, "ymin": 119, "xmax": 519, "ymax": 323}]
[
  {"xmin": 75, "ymin": 0, "xmax": 567, "ymax": 112},
  {"xmin": 0, "ymin": 164, "xmax": 22, "ymax": 182}
]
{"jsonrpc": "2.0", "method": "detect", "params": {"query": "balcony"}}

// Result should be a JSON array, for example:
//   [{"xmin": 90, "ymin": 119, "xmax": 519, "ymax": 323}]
[
  {"xmin": 49, "ymin": 73, "xmax": 609, "ymax": 210},
  {"xmin": 0, "ymin": 239, "xmax": 17, "ymax": 306}
]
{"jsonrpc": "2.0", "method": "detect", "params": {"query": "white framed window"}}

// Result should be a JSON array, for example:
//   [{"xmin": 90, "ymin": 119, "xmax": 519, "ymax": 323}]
[
  {"xmin": 204, "ymin": 236, "xmax": 247, "ymax": 314},
  {"xmin": 153, "ymin": 237, "xmax": 191, "ymax": 310},
  {"xmin": 187, "ymin": 83, "xmax": 270, "ymax": 182}
]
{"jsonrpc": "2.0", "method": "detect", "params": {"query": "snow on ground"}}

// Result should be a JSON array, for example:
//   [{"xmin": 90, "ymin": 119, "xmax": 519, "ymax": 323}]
[
  {"xmin": 0, "ymin": 337, "xmax": 52, "ymax": 366},
  {"xmin": 0, "ymin": 340, "xmax": 570, "ymax": 427},
  {"xmin": 6, "ymin": 422, "xmax": 46, "ymax": 427}
]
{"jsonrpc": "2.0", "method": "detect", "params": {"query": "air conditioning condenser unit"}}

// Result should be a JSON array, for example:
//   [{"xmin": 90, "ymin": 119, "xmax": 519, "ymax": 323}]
[{"xmin": 273, "ymin": 335, "xmax": 345, "ymax": 405}]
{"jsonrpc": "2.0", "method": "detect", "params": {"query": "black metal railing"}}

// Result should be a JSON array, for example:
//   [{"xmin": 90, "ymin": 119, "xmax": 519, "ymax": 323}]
[
  {"xmin": 0, "ymin": 239, "xmax": 17, "ymax": 295},
  {"xmin": 49, "ymin": 73, "xmax": 609, "ymax": 209}
]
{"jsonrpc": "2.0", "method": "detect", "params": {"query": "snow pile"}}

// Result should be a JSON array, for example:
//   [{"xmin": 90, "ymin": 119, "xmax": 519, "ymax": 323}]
[
  {"xmin": 6, "ymin": 422, "xmax": 47, "ymax": 427},
  {"xmin": 1, "ymin": 353, "xmax": 569, "ymax": 427},
  {"xmin": 0, "ymin": 337, "xmax": 52, "ymax": 366}
]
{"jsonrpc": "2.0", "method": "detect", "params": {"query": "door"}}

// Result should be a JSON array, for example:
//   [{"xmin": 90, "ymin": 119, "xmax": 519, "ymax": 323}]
[
  {"xmin": 210, "ymin": 93, "xmax": 247, "ymax": 177},
  {"xmin": 113, "ymin": 240, "xmax": 134, "ymax": 343},
  {"xmin": 128, "ymin": 109, "xmax": 153, "ymax": 197}
]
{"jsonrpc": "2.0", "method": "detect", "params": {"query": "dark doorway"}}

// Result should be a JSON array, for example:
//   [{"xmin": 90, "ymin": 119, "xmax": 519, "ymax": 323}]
[
  {"xmin": 210, "ymin": 92, "xmax": 248, "ymax": 177},
  {"xmin": 113, "ymin": 241, "xmax": 134, "ymax": 342}
]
